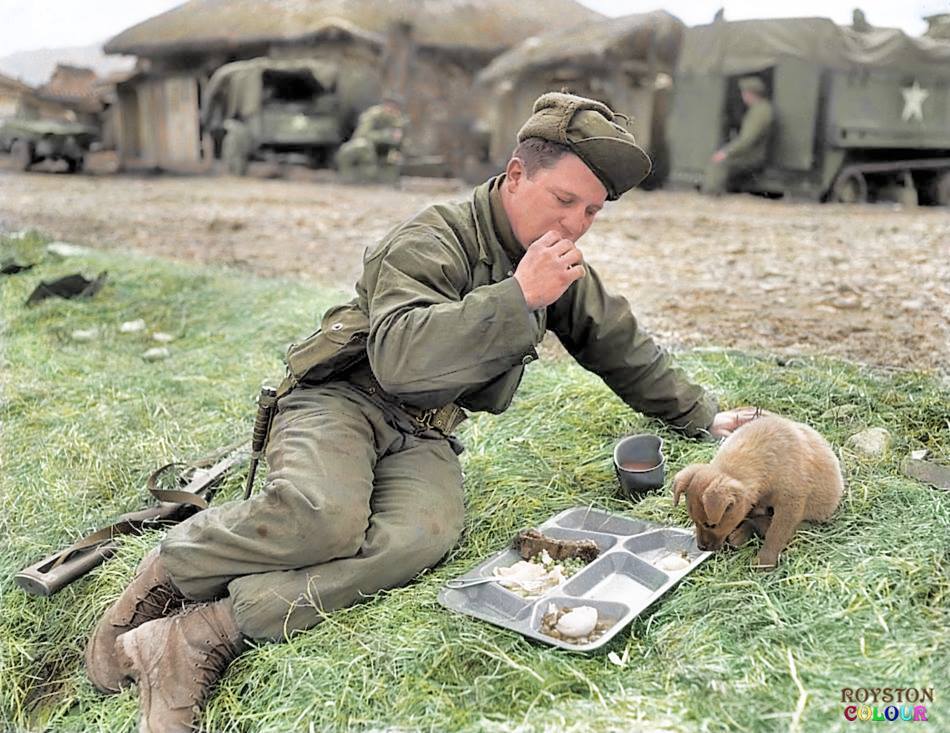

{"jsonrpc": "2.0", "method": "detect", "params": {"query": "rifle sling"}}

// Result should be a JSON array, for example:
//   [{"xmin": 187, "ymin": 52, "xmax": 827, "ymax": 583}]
[{"xmin": 48, "ymin": 444, "xmax": 249, "ymax": 569}]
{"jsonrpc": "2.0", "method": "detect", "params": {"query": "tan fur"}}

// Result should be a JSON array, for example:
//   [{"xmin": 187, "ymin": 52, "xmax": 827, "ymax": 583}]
[{"xmin": 672, "ymin": 415, "xmax": 843, "ymax": 569}]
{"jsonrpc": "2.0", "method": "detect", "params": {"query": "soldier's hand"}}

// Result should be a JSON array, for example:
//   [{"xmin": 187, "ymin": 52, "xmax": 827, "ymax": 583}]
[
  {"xmin": 709, "ymin": 406, "xmax": 772, "ymax": 439},
  {"xmin": 712, "ymin": 149, "xmax": 727, "ymax": 163},
  {"xmin": 513, "ymin": 230, "xmax": 586, "ymax": 310}
]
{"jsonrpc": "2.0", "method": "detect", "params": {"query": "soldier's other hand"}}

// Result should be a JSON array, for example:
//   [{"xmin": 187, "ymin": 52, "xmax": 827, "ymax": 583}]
[
  {"xmin": 709, "ymin": 406, "xmax": 772, "ymax": 439},
  {"xmin": 712, "ymin": 150, "xmax": 727, "ymax": 163},
  {"xmin": 513, "ymin": 230, "xmax": 585, "ymax": 310}
]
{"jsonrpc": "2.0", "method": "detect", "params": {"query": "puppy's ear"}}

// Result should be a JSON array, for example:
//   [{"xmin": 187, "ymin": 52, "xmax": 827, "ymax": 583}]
[
  {"xmin": 701, "ymin": 480, "xmax": 735, "ymax": 525},
  {"xmin": 672, "ymin": 464, "xmax": 702, "ymax": 506}
]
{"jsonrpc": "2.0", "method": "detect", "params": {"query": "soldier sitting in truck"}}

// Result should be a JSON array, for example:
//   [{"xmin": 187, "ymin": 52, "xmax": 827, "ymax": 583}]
[
  {"xmin": 336, "ymin": 95, "xmax": 407, "ymax": 184},
  {"xmin": 702, "ymin": 76, "xmax": 774, "ymax": 196}
]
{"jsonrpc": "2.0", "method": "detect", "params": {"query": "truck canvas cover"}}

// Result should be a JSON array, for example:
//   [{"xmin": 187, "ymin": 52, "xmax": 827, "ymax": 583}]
[{"xmin": 678, "ymin": 17, "xmax": 950, "ymax": 75}]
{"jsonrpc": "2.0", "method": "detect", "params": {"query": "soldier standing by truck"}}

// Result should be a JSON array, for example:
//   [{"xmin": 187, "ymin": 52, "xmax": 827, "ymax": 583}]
[
  {"xmin": 336, "ymin": 95, "xmax": 407, "ymax": 183},
  {"xmin": 702, "ymin": 76, "xmax": 774, "ymax": 196}
]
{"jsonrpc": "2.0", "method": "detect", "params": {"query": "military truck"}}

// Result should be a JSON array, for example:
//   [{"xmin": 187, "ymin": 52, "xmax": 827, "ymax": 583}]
[
  {"xmin": 203, "ymin": 58, "xmax": 348, "ymax": 175},
  {"xmin": 666, "ymin": 18, "xmax": 950, "ymax": 205},
  {"xmin": 0, "ymin": 117, "xmax": 99, "ymax": 173}
]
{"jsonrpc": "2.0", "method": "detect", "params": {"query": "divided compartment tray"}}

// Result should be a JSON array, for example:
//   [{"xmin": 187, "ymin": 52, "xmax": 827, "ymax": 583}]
[{"xmin": 438, "ymin": 506, "xmax": 711, "ymax": 651}]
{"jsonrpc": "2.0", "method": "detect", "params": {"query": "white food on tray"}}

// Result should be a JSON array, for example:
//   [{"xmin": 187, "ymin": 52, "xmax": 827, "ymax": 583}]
[
  {"xmin": 656, "ymin": 552, "xmax": 691, "ymax": 572},
  {"xmin": 555, "ymin": 605, "xmax": 598, "ymax": 638}
]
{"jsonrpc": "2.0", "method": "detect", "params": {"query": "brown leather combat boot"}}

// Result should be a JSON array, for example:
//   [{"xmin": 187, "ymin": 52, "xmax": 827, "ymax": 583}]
[
  {"xmin": 116, "ymin": 598, "xmax": 245, "ymax": 733},
  {"xmin": 85, "ymin": 547, "xmax": 188, "ymax": 694}
]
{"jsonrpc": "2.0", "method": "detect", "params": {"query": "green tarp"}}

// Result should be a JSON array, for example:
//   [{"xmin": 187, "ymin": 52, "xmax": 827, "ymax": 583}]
[{"xmin": 678, "ymin": 17, "xmax": 950, "ymax": 76}]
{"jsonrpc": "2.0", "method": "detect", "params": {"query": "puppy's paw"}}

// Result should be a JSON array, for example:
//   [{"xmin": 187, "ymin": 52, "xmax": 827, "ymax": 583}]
[
  {"xmin": 727, "ymin": 523, "xmax": 753, "ymax": 548},
  {"xmin": 754, "ymin": 549, "xmax": 779, "ymax": 570}
]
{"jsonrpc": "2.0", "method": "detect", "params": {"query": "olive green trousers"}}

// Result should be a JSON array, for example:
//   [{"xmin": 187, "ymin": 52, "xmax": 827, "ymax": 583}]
[
  {"xmin": 701, "ymin": 157, "xmax": 763, "ymax": 195},
  {"xmin": 160, "ymin": 382, "xmax": 465, "ymax": 640}
]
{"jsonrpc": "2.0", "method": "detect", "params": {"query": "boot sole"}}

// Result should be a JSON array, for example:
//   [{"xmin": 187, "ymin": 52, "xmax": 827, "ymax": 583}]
[{"xmin": 85, "ymin": 620, "xmax": 133, "ymax": 695}]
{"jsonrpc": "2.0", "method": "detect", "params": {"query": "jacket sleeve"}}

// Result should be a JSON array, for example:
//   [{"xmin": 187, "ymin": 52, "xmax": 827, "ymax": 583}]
[
  {"xmin": 724, "ymin": 102, "xmax": 773, "ymax": 158},
  {"xmin": 547, "ymin": 266, "xmax": 718, "ymax": 437},
  {"xmin": 362, "ymin": 232, "xmax": 540, "ymax": 407}
]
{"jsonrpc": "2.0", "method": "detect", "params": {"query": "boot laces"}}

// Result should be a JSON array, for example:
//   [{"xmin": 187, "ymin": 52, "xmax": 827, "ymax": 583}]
[
  {"xmin": 191, "ymin": 608, "xmax": 241, "ymax": 701},
  {"xmin": 130, "ymin": 581, "xmax": 186, "ymax": 627}
]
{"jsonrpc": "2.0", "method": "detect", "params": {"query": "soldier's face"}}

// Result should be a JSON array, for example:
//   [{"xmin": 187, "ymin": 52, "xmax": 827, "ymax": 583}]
[{"xmin": 505, "ymin": 153, "xmax": 607, "ymax": 246}]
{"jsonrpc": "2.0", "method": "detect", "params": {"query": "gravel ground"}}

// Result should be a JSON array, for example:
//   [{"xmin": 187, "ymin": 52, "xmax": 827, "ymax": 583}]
[{"xmin": 1, "ymin": 156, "xmax": 947, "ymax": 375}]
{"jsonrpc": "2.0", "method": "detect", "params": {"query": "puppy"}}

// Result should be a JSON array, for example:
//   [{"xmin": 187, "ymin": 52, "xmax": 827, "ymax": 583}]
[{"xmin": 672, "ymin": 415, "xmax": 843, "ymax": 568}]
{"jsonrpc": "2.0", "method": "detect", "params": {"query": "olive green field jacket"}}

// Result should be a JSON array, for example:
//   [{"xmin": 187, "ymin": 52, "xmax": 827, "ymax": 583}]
[
  {"xmin": 282, "ymin": 177, "xmax": 717, "ymax": 437},
  {"xmin": 724, "ymin": 99, "xmax": 774, "ymax": 167}
]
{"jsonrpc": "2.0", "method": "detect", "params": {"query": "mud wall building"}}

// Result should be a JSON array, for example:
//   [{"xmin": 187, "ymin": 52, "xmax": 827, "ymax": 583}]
[
  {"xmin": 103, "ymin": 0, "xmax": 601, "ymax": 172},
  {"xmin": 475, "ymin": 11, "xmax": 684, "ymax": 186},
  {"xmin": 0, "ymin": 70, "xmax": 93, "ymax": 124}
]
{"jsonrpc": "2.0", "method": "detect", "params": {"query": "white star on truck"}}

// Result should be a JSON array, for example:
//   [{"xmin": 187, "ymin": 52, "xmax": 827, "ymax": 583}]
[{"xmin": 901, "ymin": 81, "xmax": 929, "ymax": 122}]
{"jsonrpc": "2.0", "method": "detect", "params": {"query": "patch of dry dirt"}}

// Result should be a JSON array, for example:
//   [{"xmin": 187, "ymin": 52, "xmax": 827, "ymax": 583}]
[{"xmin": 1, "ymin": 156, "xmax": 947, "ymax": 375}]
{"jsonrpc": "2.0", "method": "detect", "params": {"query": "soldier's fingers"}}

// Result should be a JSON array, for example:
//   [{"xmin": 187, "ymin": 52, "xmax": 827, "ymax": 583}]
[
  {"xmin": 549, "ymin": 238, "xmax": 577, "ymax": 257},
  {"xmin": 530, "ymin": 231, "xmax": 562, "ymax": 248},
  {"xmin": 559, "ymin": 249, "xmax": 584, "ymax": 268},
  {"xmin": 566, "ymin": 264, "xmax": 586, "ymax": 282}
]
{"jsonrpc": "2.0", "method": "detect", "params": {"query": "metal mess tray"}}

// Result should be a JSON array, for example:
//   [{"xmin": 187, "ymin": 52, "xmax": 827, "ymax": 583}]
[{"xmin": 438, "ymin": 507, "xmax": 711, "ymax": 652}]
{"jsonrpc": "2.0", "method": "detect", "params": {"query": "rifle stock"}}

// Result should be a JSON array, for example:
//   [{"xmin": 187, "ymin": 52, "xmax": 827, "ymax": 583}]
[{"xmin": 16, "ymin": 443, "xmax": 248, "ymax": 597}]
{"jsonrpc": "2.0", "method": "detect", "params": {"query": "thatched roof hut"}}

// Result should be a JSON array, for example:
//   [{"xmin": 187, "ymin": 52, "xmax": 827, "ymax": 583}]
[
  {"xmin": 474, "ymin": 11, "xmax": 685, "ymax": 186},
  {"xmin": 104, "ymin": 0, "xmax": 601, "ymax": 172},
  {"xmin": 479, "ymin": 10, "xmax": 683, "ymax": 84},
  {"xmin": 105, "ymin": 0, "xmax": 601, "ymax": 59}
]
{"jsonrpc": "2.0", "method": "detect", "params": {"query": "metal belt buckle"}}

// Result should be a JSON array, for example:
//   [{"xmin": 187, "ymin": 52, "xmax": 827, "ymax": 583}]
[{"xmin": 415, "ymin": 407, "xmax": 438, "ymax": 430}]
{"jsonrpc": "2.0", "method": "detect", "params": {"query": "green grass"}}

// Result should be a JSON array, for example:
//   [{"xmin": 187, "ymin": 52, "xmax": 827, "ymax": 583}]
[{"xmin": 1, "ymin": 232, "xmax": 947, "ymax": 733}]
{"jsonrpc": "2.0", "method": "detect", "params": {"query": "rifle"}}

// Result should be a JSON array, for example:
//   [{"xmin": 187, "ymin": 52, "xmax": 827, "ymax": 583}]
[{"xmin": 15, "ymin": 442, "xmax": 249, "ymax": 597}]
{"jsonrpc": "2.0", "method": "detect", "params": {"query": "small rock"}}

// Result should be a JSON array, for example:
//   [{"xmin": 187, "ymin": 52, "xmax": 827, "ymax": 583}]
[
  {"xmin": 910, "ymin": 449, "xmax": 929, "ymax": 461},
  {"xmin": 832, "ymin": 295, "xmax": 863, "ymax": 310},
  {"xmin": 152, "ymin": 332, "xmax": 175, "ymax": 343},
  {"xmin": 846, "ymin": 427, "xmax": 891, "ymax": 457},
  {"xmin": 901, "ymin": 455, "xmax": 950, "ymax": 490},
  {"xmin": 46, "ymin": 241, "xmax": 90, "ymax": 257},
  {"xmin": 142, "ymin": 347, "xmax": 171, "ymax": 362},
  {"xmin": 71, "ymin": 328, "xmax": 99, "ymax": 342},
  {"xmin": 900, "ymin": 299, "xmax": 924, "ymax": 311},
  {"xmin": 120, "ymin": 319, "xmax": 146, "ymax": 333}
]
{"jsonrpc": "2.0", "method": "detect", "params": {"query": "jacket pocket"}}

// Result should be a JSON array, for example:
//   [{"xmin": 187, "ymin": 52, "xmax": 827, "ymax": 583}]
[{"xmin": 284, "ymin": 300, "xmax": 369, "ymax": 387}]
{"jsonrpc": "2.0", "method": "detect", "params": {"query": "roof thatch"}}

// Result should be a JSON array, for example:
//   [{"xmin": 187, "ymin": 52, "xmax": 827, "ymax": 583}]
[
  {"xmin": 478, "ymin": 11, "xmax": 685, "ymax": 84},
  {"xmin": 40, "ymin": 64, "xmax": 99, "ymax": 100},
  {"xmin": 105, "ymin": 0, "xmax": 602, "ymax": 57},
  {"xmin": 0, "ymin": 71, "xmax": 34, "ymax": 94}
]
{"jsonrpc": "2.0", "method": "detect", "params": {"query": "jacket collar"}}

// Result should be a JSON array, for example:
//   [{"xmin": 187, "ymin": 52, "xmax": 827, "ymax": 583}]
[{"xmin": 472, "ymin": 175, "xmax": 524, "ymax": 279}]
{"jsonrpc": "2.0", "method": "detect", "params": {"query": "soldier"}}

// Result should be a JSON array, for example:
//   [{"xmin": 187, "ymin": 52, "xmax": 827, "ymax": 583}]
[
  {"xmin": 702, "ymin": 76, "xmax": 774, "ymax": 196},
  {"xmin": 85, "ymin": 92, "xmax": 764, "ymax": 732},
  {"xmin": 336, "ymin": 94, "xmax": 407, "ymax": 183}
]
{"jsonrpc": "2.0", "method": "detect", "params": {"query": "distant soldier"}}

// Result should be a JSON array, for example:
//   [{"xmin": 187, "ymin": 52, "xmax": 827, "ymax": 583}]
[
  {"xmin": 337, "ymin": 95, "xmax": 407, "ymax": 183},
  {"xmin": 702, "ymin": 76, "xmax": 774, "ymax": 196},
  {"xmin": 851, "ymin": 9, "xmax": 872, "ymax": 33}
]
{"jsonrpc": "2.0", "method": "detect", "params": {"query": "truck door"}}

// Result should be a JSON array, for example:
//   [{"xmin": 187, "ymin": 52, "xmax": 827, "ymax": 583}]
[
  {"xmin": 771, "ymin": 57, "xmax": 820, "ymax": 171},
  {"xmin": 667, "ymin": 74, "xmax": 726, "ymax": 179}
]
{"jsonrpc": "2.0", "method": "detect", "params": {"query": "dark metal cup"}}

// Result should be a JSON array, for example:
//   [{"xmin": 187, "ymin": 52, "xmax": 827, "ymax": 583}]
[{"xmin": 613, "ymin": 434, "xmax": 665, "ymax": 498}]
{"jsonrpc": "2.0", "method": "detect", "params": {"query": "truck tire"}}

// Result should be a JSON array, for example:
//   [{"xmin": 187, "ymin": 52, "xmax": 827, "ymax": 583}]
[
  {"xmin": 830, "ymin": 170, "xmax": 868, "ymax": 204},
  {"xmin": 11, "ymin": 139, "xmax": 33, "ymax": 171},
  {"xmin": 221, "ymin": 130, "xmax": 249, "ymax": 176}
]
